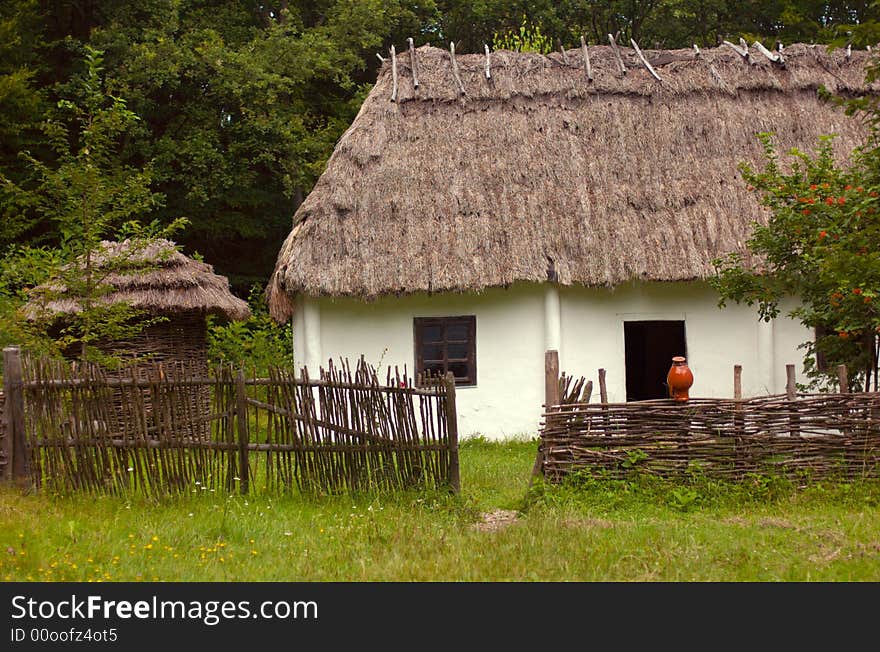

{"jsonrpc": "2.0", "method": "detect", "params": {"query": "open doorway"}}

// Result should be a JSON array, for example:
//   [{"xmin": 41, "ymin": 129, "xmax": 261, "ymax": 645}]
[{"xmin": 624, "ymin": 320, "xmax": 687, "ymax": 401}]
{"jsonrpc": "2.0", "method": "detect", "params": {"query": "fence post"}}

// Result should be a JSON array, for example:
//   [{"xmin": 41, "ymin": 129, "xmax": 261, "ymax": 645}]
[
  {"xmin": 733, "ymin": 364, "xmax": 744, "ymax": 437},
  {"xmin": 786, "ymin": 363, "xmax": 800, "ymax": 437},
  {"xmin": 837, "ymin": 364, "xmax": 851, "ymax": 437},
  {"xmin": 733, "ymin": 364, "xmax": 742, "ymax": 400},
  {"xmin": 443, "ymin": 372, "xmax": 460, "ymax": 494},
  {"xmin": 3, "ymin": 346, "xmax": 28, "ymax": 485},
  {"xmin": 235, "ymin": 367, "xmax": 250, "ymax": 495},
  {"xmin": 530, "ymin": 350, "xmax": 559, "ymax": 485},
  {"xmin": 837, "ymin": 364, "xmax": 849, "ymax": 393},
  {"xmin": 598, "ymin": 367, "xmax": 610, "ymax": 435}
]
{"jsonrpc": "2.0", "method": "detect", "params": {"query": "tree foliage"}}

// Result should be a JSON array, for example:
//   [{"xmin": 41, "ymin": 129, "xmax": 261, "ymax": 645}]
[
  {"xmin": 207, "ymin": 283, "xmax": 294, "ymax": 375},
  {"xmin": 712, "ymin": 133, "xmax": 880, "ymax": 391},
  {"xmin": 1, "ymin": 46, "xmax": 186, "ymax": 365}
]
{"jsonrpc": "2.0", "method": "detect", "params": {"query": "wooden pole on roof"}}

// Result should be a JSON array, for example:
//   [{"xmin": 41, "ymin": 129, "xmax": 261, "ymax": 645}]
[
  {"xmin": 846, "ymin": 43, "xmax": 852, "ymax": 60},
  {"xmin": 722, "ymin": 39, "xmax": 750, "ymax": 61},
  {"xmin": 390, "ymin": 44, "xmax": 398, "ymax": 102},
  {"xmin": 608, "ymin": 33, "xmax": 627, "ymax": 74},
  {"xmin": 631, "ymin": 38, "xmax": 662, "ymax": 82},
  {"xmin": 449, "ymin": 41, "xmax": 466, "ymax": 95},
  {"xmin": 754, "ymin": 40, "xmax": 784, "ymax": 65},
  {"xmin": 581, "ymin": 36, "xmax": 593, "ymax": 81},
  {"xmin": 376, "ymin": 52, "xmax": 385, "ymax": 63},
  {"xmin": 693, "ymin": 44, "xmax": 701, "ymax": 57},
  {"xmin": 484, "ymin": 44, "xmax": 491, "ymax": 80},
  {"xmin": 408, "ymin": 37, "xmax": 420, "ymax": 89},
  {"xmin": 558, "ymin": 41, "xmax": 569, "ymax": 64}
]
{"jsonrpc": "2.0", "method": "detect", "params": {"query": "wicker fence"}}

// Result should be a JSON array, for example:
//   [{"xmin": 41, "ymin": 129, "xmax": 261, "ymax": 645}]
[
  {"xmin": 538, "ymin": 355, "xmax": 880, "ymax": 482},
  {"xmin": 1, "ymin": 347, "xmax": 459, "ymax": 496}
]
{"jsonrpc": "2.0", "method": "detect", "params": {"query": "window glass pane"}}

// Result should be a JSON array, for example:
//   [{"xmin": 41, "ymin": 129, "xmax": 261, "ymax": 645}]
[
  {"xmin": 421, "ymin": 324, "xmax": 443, "ymax": 342},
  {"xmin": 422, "ymin": 361, "xmax": 445, "ymax": 379},
  {"xmin": 447, "ymin": 342, "xmax": 468, "ymax": 360},
  {"xmin": 421, "ymin": 343, "xmax": 444, "ymax": 361},
  {"xmin": 447, "ymin": 322, "xmax": 469, "ymax": 340},
  {"xmin": 448, "ymin": 361, "xmax": 470, "ymax": 381}
]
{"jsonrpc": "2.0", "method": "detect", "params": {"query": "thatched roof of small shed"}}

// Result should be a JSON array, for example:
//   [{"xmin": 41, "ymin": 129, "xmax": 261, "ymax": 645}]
[
  {"xmin": 267, "ymin": 42, "xmax": 879, "ymax": 322},
  {"xmin": 26, "ymin": 239, "xmax": 251, "ymax": 322}
]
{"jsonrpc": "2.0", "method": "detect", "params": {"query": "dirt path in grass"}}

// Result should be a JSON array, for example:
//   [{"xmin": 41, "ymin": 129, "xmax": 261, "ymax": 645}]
[{"xmin": 473, "ymin": 509, "xmax": 519, "ymax": 532}]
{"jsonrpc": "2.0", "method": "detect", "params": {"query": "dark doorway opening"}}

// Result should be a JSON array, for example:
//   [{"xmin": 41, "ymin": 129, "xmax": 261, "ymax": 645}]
[{"xmin": 624, "ymin": 321, "xmax": 687, "ymax": 401}]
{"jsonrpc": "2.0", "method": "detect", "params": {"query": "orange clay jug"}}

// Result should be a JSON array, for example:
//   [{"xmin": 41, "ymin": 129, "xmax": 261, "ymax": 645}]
[{"xmin": 667, "ymin": 356, "xmax": 693, "ymax": 402}]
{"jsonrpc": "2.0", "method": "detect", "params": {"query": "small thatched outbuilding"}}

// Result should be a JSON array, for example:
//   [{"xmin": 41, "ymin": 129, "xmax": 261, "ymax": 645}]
[
  {"xmin": 267, "ymin": 42, "xmax": 877, "ymax": 438},
  {"xmin": 26, "ymin": 238, "xmax": 250, "ymax": 374}
]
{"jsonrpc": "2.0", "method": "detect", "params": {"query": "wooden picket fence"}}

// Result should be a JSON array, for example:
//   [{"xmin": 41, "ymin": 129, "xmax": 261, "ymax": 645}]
[
  {"xmin": 1, "ymin": 346, "xmax": 459, "ymax": 496},
  {"xmin": 537, "ymin": 351, "xmax": 880, "ymax": 482},
  {"xmin": 0, "ymin": 390, "xmax": 7, "ymax": 480}
]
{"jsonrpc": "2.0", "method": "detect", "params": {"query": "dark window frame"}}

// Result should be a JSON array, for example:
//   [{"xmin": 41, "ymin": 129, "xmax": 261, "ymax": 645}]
[{"xmin": 414, "ymin": 316, "xmax": 477, "ymax": 386}]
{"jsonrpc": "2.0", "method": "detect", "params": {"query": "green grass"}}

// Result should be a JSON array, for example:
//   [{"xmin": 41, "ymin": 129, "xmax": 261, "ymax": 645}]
[{"xmin": 2, "ymin": 436, "xmax": 880, "ymax": 581}]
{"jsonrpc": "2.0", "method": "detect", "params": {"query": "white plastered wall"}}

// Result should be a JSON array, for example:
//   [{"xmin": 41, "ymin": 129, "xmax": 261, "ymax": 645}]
[
  {"xmin": 559, "ymin": 281, "xmax": 810, "ymax": 402},
  {"xmin": 313, "ymin": 284, "xmax": 546, "ymax": 439},
  {"xmin": 298, "ymin": 281, "xmax": 811, "ymax": 439}
]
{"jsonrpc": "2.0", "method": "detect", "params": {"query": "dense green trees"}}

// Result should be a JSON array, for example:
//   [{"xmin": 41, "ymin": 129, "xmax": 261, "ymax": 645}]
[
  {"xmin": 0, "ymin": 46, "xmax": 186, "ymax": 360},
  {"xmin": 2, "ymin": 0, "xmax": 879, "ymax": 296},
  {"xmin": 1, "ymin": 0, "xmax": 440, "ymax": 290}
]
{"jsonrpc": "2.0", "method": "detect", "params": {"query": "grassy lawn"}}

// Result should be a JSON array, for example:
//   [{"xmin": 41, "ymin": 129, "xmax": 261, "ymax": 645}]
[{"xmin": 2, "ymin": 437, "xmax": 880, "ymax": 581}]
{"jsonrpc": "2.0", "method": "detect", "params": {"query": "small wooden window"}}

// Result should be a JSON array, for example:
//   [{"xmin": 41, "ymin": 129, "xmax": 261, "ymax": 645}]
[{"xmin": 414, "ymin": 316, "xmax": 476, "ymax": 386}]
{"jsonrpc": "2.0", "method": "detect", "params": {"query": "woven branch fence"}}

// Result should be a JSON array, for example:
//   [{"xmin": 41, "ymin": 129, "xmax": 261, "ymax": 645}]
[
  {"xmin": 1, "ymin": 347, "xmax": 459, "ymax": 496},
  {"xmin": 540, "ymin": 393, "xmax": 880, "ymax": 482},
  {"xmin": 534, "ymin": 350, "xmax": 880, "ymax": 483}
]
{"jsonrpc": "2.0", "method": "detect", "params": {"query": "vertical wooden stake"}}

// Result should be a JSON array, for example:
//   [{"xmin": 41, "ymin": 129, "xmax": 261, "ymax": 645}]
[
  {"xmin": 598, "ymin": 368, "xmax": 610, "ymax": 435},
  {"xmin": 531, "ymin": 350, "xmax": 560, "ymax": 486},
  {"xmin": 449, "ymin": 42, "xmax": 466, "ymax": 95},
  {"xmin": 544, "ymin": 350, "xmax": 560, "ymax": 408},
  {"xmin": 786, "ymin": 363, "xmax": 799, "ymax": 437},
  {"xmin": 837, "ymin": 364, "xmax": 849, "ymax": 393},
  {"xmin": 733, "ymin": 364, "xmax": 742, "ymax": 399},
  {"xmin": 390, "ymin": 45, "xmax": 398, "ymax": 102},
  {"xmin": 559, "ymin": 42, "xmax": 569, "ymax": 64},
  {"xmin": 837, "ymin": 364, "xmax": 852, "ymax": 437},
  {"xmin": 608, "ymin": 33, "xmax": 627, "ymax": 74},
  {"xmin": 3, "ymin": 346, "xmax": 27, "ymax": 484},
  {"xmin": 581, "ymin": 35, "xmax": 593, "ymax": 81},
  {"xmin": 484, "ymin": 44, "xmax": 491, "ymax": 80},
  {"xmin": 408, "ymin": 37, "xmax": 419, "ymax": 89},
  {"xmin": 443, "ymin": 372, "xmax": 460, "ymax": 494},
  {"xmin": 235, "ymin": 367, "xmax": 250, "ymax": 495},
  {"xmin": 786, "ymin": 364, "xmax": 797, "ymax": 400},
  {"xmin": 733, "ymin": 364, "xmax": 743, "ymax": 437}
]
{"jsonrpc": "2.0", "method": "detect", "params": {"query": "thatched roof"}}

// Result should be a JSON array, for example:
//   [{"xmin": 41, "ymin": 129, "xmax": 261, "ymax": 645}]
[
  {"xmin": 26, "ymin": 239, "xmax": 251, "ymax": 321},
  {"xmin": 267, "ymin": 42, "xmax": 879, "ymax": 322}
]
